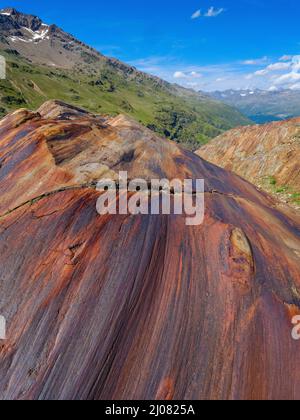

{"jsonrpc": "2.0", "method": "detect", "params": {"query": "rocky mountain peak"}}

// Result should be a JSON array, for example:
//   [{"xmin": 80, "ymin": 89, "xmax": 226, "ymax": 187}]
[
  {"xmin": 0, "ymin": 7, "xmax": 18, "ymax": 16},
  {"xmin": 0, "ymin": 8, "xmax": 103, "ymax": 67},
  {"xmin": 0, "ymin": 8, "xmax": 43, "ymax": 31}
]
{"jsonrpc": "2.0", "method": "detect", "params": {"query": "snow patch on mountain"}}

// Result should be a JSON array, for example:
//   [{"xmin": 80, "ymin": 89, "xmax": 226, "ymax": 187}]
[{"xmin": 22, "ymin": 26, "xmax": 50, "ymax": 41}]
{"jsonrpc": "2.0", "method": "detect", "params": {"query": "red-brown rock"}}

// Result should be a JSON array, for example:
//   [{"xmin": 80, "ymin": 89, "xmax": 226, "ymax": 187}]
[
  {"xmin": 196, "ymin": 117, "xmax": 300, "ymax": 209},
  {"xmin": 0, "ymin": 102, "xmax": 299, "ymax": 400}
]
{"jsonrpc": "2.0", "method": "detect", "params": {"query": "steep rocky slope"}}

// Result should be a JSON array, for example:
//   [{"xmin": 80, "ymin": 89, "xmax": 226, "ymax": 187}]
[
  {"xmin": 197, "ymin": 118, "xmax": 300, "ymax": 209},
  {"xmin": 0, "ymin": 7, "xmax": 104, "ymax": 68},
  {"xmin": 0, "ymin": 102, "xmax": 300, "ymax": 400},
  {"xmin": 0, "ymin": 8, "xmax": 250, "ymax": 150}
]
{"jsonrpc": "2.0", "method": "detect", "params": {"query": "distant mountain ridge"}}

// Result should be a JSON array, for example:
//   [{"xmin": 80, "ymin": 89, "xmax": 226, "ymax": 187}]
[
  {"xmin": 0, "ymin": 8, "xmax": 250, "ymax": 150},
  {"xmin": 209, "ymin": 88, "xmax": 300, "ymax": 124}
]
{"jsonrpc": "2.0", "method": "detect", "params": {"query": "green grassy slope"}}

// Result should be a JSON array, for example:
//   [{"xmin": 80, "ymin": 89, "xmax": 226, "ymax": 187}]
[{"xmin": 0, "ymin": 50, "xmax": 251, "ymax": 150}]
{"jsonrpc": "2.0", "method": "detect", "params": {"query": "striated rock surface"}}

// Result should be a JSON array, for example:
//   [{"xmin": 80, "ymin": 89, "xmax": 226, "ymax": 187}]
[
  {"xmin": 0, "ymin": 101, "xmax": 300, "ymax": 400},
  {"xmin": 196, "ymin": 118, "xmax": 300, "ymax": 209}
]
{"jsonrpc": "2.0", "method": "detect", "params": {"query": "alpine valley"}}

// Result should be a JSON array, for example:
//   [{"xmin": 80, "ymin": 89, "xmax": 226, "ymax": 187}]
[{"xmin": 210, "ymin": 89, "xmax": 300, "ymax": 124}]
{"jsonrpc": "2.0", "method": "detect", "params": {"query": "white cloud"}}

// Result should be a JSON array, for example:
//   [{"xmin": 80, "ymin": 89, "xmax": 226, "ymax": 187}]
[
  {"xmin": 274, "ymin": 72, "xmax": 300, "ymax": 85},
  {"xmin": 280, "ymin": 55, "xmax": 293, "ymax": 61},
  {"xmin": 174, "ymin": 71, "xmax": 187, "ymax": 79},
  {"xmin": 174, "ymin": 71, "xmax": 202, "ymax": 80},
  {"xmin": 290, "ymin": 82, "xmax": 300, "ymax": 90},
  {"xmin": 242, "ymin": 55, "xmax": 300, "ymax": 90},
  {"xmin": 190, "ymin": 71, "xmax": 202, "ymax": 78},
  {"xmin": 242, "ymin": 57, "xmax": 268, "ymax": 66},
  {"xmin": 243, "ymin": 60, "xmax": 258, "ymax": 65},
  {"xmin": 254, "ymin": 69, "xmax": 269, "ymax": 76},
  {"xmin": 186, "ymin": 82, "xmax": 199, "ymax": 87},
  {"xmin": 253, "ymin": 61, "xmax": 291, "ymax": 77},
  {"xmin": 191, "ymin": 6, "xmax": 225, "ymax": 20},
  {"xmin": 132, "ymin": 54, "xmax": 300, "ymax": 92},
  {"xmin": 191, "ymin": 10, "xmax": 201, "ymax": 19},
  {"xmin": 266, "ymin": 62, "xmax": 291, "ymax": 71},
  {"xmin": 291, "ymin": 56, "xmax": 300, "ymax": 72},
  {"xmin": 205, "ymin": 7, "xmax": 225, "ymax": 17}
]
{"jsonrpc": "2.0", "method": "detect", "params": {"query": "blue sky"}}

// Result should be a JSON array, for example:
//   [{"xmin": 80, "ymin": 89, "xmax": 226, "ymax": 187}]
[{"xmin": 1, "ymin": 0, "xmax": 300, "ymax": 91}]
